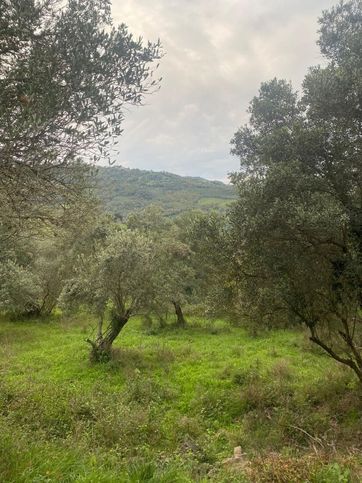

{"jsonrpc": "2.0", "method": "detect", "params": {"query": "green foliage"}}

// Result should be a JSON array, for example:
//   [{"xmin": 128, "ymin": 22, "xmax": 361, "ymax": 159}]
[
  {"xmin": 126, "ymin": 206, "xmax": 196, "ymax": 322},
  {"xmin": 0, "ymin": 201, "xmax": 101, "ymax": 317},
  {"xmin": 62, "ymin": 223, "xmax": 167, "ymax": 355},
  {"xmin": 0, "ymin": 258, "xmax": 42, "ymax": 316},
  {"xmin": 0, "ymin": 234, "xmax": 69, "ymax": 317},
  {"xmin": 0, "ymin": 0, "xmax": 161, "ymax": 229},
  {"xmin": 96, "ymin": 228, "xmax": 158, "ymax": 315},
  {"xmin": 312, "ymin": 463, "xmax": 351, "ymax": 483},
  {"xmin": 230, "ymin": 0, "xmax": 362, "ymax": 381},
  {"xmin": 179, "ymin": 210, "xmax": 233, "ymax": 318},
  {"xmin": 96, "ymin": 166, "xmax": 236, "ymax": 218}
]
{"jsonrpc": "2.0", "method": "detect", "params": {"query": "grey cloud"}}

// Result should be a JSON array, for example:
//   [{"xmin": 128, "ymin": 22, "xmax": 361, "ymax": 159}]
[{"xmin": 109, "ymin": 0, "xmax": 336, "ymax": 180}]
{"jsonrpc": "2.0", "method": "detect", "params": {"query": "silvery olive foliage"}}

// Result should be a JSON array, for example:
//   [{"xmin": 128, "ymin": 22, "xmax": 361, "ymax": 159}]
[
  {"xmin": 0, "ymin": 197, "xmax": 102, "ymax": 316},
  {"xmin": 0, "ymin": 0, "xmax": 162, "ymax": 229},
  {"xmin": 0, "ymin": 234, "xmax": 73, "ymax": 316},
  {"xmin": 126, "ymin": 206, "xmax": 195, "ymax": 325},
  {"xmin": 62, "ymin": 225, "xmax": 161, "ymax": 356}
]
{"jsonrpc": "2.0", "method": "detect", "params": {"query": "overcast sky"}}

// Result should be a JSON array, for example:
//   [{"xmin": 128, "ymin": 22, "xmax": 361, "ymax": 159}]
[{"xmin": 111, "ymin": 0, "xmax": 336, "ymax": 181}]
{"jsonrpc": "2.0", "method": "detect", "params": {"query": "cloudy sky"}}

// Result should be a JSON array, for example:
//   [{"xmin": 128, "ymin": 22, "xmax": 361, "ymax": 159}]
[{"xmin": 111, "ymin": 0, "xmax": 336, "ymax": 181}]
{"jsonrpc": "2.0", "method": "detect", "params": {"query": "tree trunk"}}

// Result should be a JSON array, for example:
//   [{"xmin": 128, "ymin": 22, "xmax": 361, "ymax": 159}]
[
  {"xmin": 88, "ymin": 313, "xmax": 129, "ymax": 362},
  {"xmin": 173, "ymin": 301, "xmax": 187, "ymax": 327}
]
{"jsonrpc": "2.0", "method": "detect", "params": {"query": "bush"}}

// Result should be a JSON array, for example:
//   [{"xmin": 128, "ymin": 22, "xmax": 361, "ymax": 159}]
[{"xmin": 312, "ymin": 463, "xmax": 351, "ymax": 483}]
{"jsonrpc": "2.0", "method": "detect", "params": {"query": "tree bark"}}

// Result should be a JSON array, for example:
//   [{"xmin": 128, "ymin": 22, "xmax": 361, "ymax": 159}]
[
  {"xmin": 172, "ymin": 301, "xmax": 187, "ymax": 327},
  {"xmin": 88, "ymin": 313, "xmax": 129, "ymax": 361}
]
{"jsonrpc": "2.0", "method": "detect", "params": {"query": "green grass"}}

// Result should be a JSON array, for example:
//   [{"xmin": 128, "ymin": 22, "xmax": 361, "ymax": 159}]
[{"xmin": 0, "ymin": 315, "xmax": 361, "ymax": 482}]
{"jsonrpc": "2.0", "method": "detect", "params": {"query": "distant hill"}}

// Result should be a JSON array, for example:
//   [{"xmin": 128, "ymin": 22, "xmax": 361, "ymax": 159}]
[{"xmin": 95, "ymin": 166, "xmax": 236, "ymax": 217}]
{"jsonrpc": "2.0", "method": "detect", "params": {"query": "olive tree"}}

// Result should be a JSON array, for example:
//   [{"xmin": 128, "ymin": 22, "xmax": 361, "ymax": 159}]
[
  {"xmin": 0, "ymin": 238, "xmax": 71, "ymax": 317},
  {"xmin": 63, "ymin": 226, "xmax": 160, "ymax": 360},
  {"xmin": 127, "ymin": 206, "xmax": 195, "ymax": 327},
  {"xmin": 179, "ymin": 210, "xmax": 233, "ymax": 319},
  {"xmin": 0, "ymin": 0, "xmax": 161, "ymax": 230},
  {"xmin": 0, "ymin": 199, "xmax": 101, "ymax": 317},
  {"xmin": 230, "ymin": 0, "xmax": 362, "ymax": 381}
]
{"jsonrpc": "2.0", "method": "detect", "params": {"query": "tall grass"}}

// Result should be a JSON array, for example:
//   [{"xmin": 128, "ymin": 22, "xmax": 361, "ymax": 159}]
[{"xmin": 0, "ymin": 315, "xmax": 361, "ymax": 481}]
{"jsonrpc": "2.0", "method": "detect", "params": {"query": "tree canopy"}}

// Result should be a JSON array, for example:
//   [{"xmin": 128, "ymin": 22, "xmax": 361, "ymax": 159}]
[
  {"xmin": 230, "ymin": 0, "xmax": 362, "ymax": 380},
  {"xmin": 0, "ymin": 0, "xmax": 161, "ymax": 229}
]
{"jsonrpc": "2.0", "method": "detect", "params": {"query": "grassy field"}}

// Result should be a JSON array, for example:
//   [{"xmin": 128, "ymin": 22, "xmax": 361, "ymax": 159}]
[{"xmin": 0, "ymin": 314, "xmax": 361, "ymax": 482}]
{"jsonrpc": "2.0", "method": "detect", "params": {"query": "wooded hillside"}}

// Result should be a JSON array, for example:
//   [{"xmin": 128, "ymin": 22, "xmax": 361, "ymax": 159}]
[{"xmin": 96, "ymin": 166, "xmax": 236, "ymax": 217}]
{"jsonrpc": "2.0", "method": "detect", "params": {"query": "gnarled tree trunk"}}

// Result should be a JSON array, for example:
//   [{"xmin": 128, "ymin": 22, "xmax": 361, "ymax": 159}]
[
  {"xmin": 172, "ymin": 301, "xmax": 187, "ymax": 327},
  {"xmin": 87, "ymin": 311, "xmax": 130, "ymax": 361}
]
